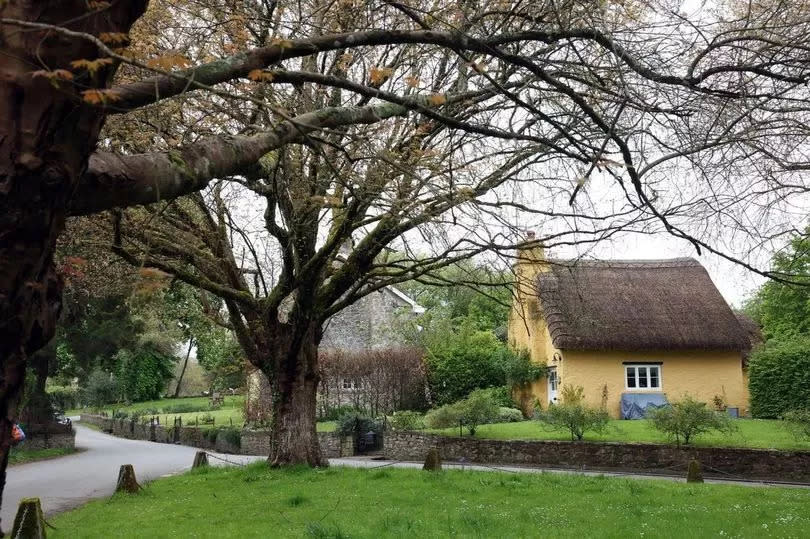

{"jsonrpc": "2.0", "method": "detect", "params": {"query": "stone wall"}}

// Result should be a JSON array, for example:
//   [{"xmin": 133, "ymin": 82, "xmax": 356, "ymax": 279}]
[
  {"xmin": 21, "ymin": 426, "xmax": 75, "ymax": 451},
  {"xmin": 384, "ymin": 432, "xmax": 810, "ymax": 482},
  {"xmin": 80, "ymin": 415, "xmax": 345, "ymax": 457},
  {"xmin": 241, "ymin": 429, "xmax": 353, "ymax": 458}
]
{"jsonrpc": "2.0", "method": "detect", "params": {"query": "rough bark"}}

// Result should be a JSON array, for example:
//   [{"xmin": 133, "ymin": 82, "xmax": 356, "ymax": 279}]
[
  {"xmin": 0, "ymin": 1, "xmax": 148, "ymax": 532},
  {"xmin": 265, "ymin": 321, "xmax": 325, "ymax": 467}
]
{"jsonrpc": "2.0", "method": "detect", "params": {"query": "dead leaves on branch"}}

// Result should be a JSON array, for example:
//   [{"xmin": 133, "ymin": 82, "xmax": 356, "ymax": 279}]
[
  {"xmin": 81, "ymin": 89, "xmax": 121, "ymax": 105},
  {"xmin": 70, "ymin": 57, "xmax": 114, "ymax": 76},
  {"xmin": 248, "ymin": 69, "xmax": 275, "ymax": 82},
  {"xmin": 146, "ymin": 53, "xmax": 193, "ymax": 71}
]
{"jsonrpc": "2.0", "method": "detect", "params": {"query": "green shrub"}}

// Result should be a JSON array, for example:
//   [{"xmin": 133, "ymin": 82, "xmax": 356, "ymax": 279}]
[
  {"xmin": 112, "ymin": 410, "xmax": 129, "ymax": 420},
  {"xmin": 48, "ymin": 386, "xmax": 79, "ymax": 412},
  {"xmin": 536, "ymin": 386, "xmax": 609, "ymax": 441},
  {"xmin": 501, "ymin": 349, "xmax": 546, "ymax": 387},
  {"xmin": 319, "ymin": 404, "xmax": 359, "ymax": 422},
  {"xmin": 424, "ymin": 403, "xmax": 462, "ymax": 429},
  {"xmin": 478, "ymin": 386, "xmax": 516, "ymax": 408},
  {"xmin": 498, "ymin": 407, "xmax": 524, "ymax": 422},
  {"xmin": 455, "ymin": 389, "xmax": 499, "ymax": 435},
  {"xmin": 337, "ymin": 412, "xmax": 380, "ymax": 437},
  {"xmin": 782, "ymin": 409, "xmax": 810, "ymax": 440},
  {"xmin": 389, "ymin": 411, "xmax": 425, "ymax": 431},
  {"xmin": 648, "ymin": 395, "xmax": 736, "ymax": 446},
  {"xmin": 749, "ymin": 338, "xmax": 810, "ymax": 418}
]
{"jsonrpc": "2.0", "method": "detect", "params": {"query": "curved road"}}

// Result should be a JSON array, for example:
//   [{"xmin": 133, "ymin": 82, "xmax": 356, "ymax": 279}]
[{"xmin": 3, "ymin": 424, "xmax": 261, "ymax": 525}]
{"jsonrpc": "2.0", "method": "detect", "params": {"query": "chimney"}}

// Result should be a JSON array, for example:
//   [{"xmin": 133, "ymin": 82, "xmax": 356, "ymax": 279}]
[{"xmin": 517, "ymin": 230, "xmax": 546, "ymax": 267}]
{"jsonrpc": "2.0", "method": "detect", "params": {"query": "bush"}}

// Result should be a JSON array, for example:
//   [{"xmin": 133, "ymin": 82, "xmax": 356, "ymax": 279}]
[
  {"xmin": 389, "ymin": 411, "xmax": 425, "ymax": 431},
  {"xmin": 478, "ymin": 386, "xmax": 516, "ymax": 408},
  {"xmin": 319, "ymin": 404, "xmax": 359, "ymax": 422},
  {"xmin": 647, "ymin": 395, "xmax": 736, "ymax": 446},
  {"xmin": 424, "ymin": 403, "xmax": 462, "ymax": 429},
  {"xmin": 112, "ymin": 410, "xmax": 129, "ymax": 420},
  {"xmin": 498, "ymin": 407, "xmax": 524, "ymax": 423},
  {"xmin": 48, "ymin": 386, "xmax": 79, "ymax": 412},
  {"xmin": 337, "ymin": 412, "xmax": 381, "ymax": 437},
  {"xmin": 501, "ymin": 348, "xmax": 546, "ymax": 387},
  {"xmin": 455, "ymin": 389, "xmax": 499, "ymax": 435},
  {"xmin": 82, "ymin": 368, "xmax": 119, "ymax": 409},
  {"xmin": 749, "ymin": 338, "xmax": 810, "ymax": 418},
  {"xmin": 782, "ymin": 409, "xmax": 810, "ymax": 440},
  {"xmin": 536, "ymin": 385, "xmax": 609, "ymax": 441}
]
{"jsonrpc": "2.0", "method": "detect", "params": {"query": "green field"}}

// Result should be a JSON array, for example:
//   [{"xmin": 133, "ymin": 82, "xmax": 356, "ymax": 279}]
[
  {"xmin": 72, "ymin": 396, "xmax": 336, "ymax": 433},
  {"xmin": 429, "ymin": 418, "xmax": 810, "ymax": 451},
  {"xmin": 50, "ymin": 463, "xmax": 810, "ymax": 538},
  {"xmin": 9, "ymin": 447, "xmax": 77, "ymax": 466}
]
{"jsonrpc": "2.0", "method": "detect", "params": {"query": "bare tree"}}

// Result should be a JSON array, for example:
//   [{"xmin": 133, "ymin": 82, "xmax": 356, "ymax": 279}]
[{"xmin": 3, "ymin": 0, "xmax": 810, "ymax": 525}]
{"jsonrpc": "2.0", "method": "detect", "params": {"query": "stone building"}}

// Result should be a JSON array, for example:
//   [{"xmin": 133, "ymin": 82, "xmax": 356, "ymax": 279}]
[{"xmin": 245, "ymin": 285, "xmax": 425, "ymax": 422}]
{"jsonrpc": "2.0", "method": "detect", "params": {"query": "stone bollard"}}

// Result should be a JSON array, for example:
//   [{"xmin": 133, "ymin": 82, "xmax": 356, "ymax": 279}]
[
  {"xmin": 116, "ymin": 464, "xmax": 141, "ymax": 493},
  {"xmin": 11, "ymin": 497, "xmax": 46, "ymax": 538},
  {"xmin": 423, "ymin": 447, "xmax": 442, "ymax": 471},
  {"xmin": 686, "ymin": 459, "xmax": 704, "ymax": 483},
  {"xmin": 192, "ymin": 451, "xmax": 209, "ymax": 469}
]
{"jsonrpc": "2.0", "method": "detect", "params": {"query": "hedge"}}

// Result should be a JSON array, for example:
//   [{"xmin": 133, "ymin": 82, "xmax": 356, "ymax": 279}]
[{"xmin": 748, "ymin": 338, "xmax": 810, "ymax": 418}]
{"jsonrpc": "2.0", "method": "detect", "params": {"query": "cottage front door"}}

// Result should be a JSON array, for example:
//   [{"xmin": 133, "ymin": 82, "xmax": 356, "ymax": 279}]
[{"xmin": 547, "ymin": 368, "xmax": 559, "ymax": 404}]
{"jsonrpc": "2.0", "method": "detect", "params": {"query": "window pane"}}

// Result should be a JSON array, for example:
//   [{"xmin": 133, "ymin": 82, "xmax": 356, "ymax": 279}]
[
  {"xmin": 638, "ymin": 367, "xmax": 648, "ymax": 388},
  {"xmin": 626, "ymin": 367, "xmax": 636, "ymax": 388},
  {"xmin": 650, "ymin": 367, "xmax": 660, "ymax": 388}
]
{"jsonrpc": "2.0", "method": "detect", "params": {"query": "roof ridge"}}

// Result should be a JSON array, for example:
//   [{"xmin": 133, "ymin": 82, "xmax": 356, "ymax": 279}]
[{"xmin": 544, "ymin": 257, "xmax": 700, "ymax": 269}]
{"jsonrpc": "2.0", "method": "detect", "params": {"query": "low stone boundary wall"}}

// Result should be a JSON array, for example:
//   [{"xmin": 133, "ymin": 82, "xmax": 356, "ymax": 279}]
[
  {"xmin": 80, "ymin": 415, "xmax": 350, "ymax": 457},
  {"xmin": 384, "ymin": 432, "xmax": 810, "ymax": 482},
  {"xmin": 22, "ymin": 425, "xmax": 75, "ymax": 451},
  {"xmin": 239, "ymin": 430, "xmax": 353, "ymax": 458}
]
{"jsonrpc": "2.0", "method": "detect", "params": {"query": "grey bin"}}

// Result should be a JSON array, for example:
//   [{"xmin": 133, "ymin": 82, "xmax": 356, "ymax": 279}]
[{"xmin": 727, "ymin": 407, "xmax": 739, "ymax": 418}]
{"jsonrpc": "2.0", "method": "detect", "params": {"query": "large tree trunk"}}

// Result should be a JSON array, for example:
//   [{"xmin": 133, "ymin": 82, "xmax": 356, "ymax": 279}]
[
  {"xmin": 0, "ymin": 2, "xmax": 149, "ymax": 532},
  {"xmin": 264, "ymin": 321, "xmax": 325, "ymax": 467}
]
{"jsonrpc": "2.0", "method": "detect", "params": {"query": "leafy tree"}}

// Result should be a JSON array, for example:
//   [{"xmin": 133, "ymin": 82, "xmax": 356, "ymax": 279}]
[
  {"xmin": 536, "ymin": 385, "xmax": 610, "ymax": 441},
  {"xmin": 745, "ymin": 226, "xmax": 810, "ymax": 340},
  {"xmin": 82, "ymin": 368, "xmax": 120, "ymax": 410},
  {"xmin": 647, "ymin": 396, "xmax": 736, "ymax": 446},
  {"xmin": 456, "ymin": 389, "xmax": 499, "ymax": 436},
  {"xmin": 422, "ymin": 323, "xmax": 507, "ymax": 406}
]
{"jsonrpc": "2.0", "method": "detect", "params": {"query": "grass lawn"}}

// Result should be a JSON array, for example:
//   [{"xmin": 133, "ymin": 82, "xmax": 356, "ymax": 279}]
[
  {"xmin": 71, "ymin": 395, "xmax": 337, "ymax": 433},
  {"xmin": 429, "ymin": 418, "xmax": 810, "ymax": 451},
  {"xmin": 50, "ymin": 463, "xmax": 810, "ymax": 538},
  {"xmin": 9, "ymin": 447, "xmax": 77, "ymax": 466}
]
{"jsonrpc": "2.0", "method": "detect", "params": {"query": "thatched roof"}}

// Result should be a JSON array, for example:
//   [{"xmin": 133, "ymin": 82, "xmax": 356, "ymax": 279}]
[
  {"xmin": 535, "ymin": 258, "xmax": 750, "ymax": 352},
  {"xmin": 734, "ymin": 311, "xmax": 763, "ymax": 364}
]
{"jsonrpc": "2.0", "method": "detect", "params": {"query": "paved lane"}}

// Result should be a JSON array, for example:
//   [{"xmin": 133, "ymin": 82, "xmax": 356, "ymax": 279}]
[{"xmin": 3, "ymin": 424, "xmax": 261, "ymax": 525}]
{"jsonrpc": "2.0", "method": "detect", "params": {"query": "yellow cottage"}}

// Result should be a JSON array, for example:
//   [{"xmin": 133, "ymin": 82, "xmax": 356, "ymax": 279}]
[{"xmin": 509, "ymin": 242, "xmax": 755, "ymax": 418}]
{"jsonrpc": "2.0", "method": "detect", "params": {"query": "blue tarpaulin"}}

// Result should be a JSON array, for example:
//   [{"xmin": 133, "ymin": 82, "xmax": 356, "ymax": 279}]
[{"xmin": 620, "ymin": 393, "xmax": 669, "ymax": 419}]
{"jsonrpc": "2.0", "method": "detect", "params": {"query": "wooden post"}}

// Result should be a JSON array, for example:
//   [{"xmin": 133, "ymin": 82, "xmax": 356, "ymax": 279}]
[
  {"xmin": 686, "ymin": 459, "xmax": 704, "ymax": 483},
  {"xmin": 192, "ymin": 451, "xmax": 209, "ymax": 469},
  {"xmin": 423, "ymin": 448, "xmax": 442, "ymax": 471},
  {"xmin": 11, "ymin": 498, "xmax": 46, "ymax": 538},
  {"xmin": 116, "ymin": 464, "xmax": 141, "ymax": 493}
]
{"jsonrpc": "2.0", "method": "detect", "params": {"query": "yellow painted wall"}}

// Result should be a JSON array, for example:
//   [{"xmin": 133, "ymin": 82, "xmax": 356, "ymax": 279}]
[
  {"xmin": 554, "ymin": 350, "xmax": 747, "ymax": 418},
  {"xmin": 508, "ymin": 246, "xmax": 559, "ymax": 413}
]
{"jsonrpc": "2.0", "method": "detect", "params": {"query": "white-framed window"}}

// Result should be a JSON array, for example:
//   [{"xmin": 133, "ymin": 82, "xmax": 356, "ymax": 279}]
[{"xmin": 625, "ymin": 364, "xmax": 661, "ymax": 391}]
